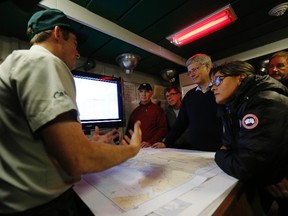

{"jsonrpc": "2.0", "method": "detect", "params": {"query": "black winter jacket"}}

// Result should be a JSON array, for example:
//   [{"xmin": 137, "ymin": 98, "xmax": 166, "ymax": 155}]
[{"xmin": 215, "ymin": 75, "xmax": 288, "ymax": 186}]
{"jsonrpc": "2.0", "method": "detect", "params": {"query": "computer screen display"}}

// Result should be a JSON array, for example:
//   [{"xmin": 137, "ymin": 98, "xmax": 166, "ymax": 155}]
[{"xmin": 72, "ymin": 70, "xmax": 124, "ymax": 131}]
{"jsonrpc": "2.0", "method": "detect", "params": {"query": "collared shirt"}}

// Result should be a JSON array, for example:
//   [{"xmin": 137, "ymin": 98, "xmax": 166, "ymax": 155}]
[{"xmin": 195, "ymin": 82, "xmax": 213, "ymax": 93}]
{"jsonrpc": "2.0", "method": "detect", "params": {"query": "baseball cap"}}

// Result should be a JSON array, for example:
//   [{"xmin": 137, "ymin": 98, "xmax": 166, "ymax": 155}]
[
  {"xmin": 27, "ymin": 8, "xmax": 87, "ymax": 44},
  {"xmin": 138, "ymin": 83, "xmax": 152, "ymax": 91}
]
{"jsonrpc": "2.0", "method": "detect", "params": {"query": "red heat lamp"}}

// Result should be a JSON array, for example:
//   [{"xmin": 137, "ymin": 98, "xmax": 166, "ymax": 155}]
[{"xmin": 167, "ymin": 4, "xmax": 237, "ymax": 47}]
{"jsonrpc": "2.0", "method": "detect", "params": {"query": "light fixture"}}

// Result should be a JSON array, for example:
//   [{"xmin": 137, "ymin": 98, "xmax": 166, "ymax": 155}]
[
  {"xmin": 167, "ymin": 4, "xmax": 237, "ymax": 47},
  {"xmin": 116, "ymin": 53, "xmax": 140, "ymax": 74},
  {"xmin": 268, "ymin": 2, "xmax": 288, "ymax": 16},
  {"xmin": 160, "ymin": 69, "xmax": 177, "ymax": 83},
  {"xmin": 83, "ymin": 58, "xmax": 96, "ymax": 71},
  {"xmin": 73, "ymin": 58, "xmax": 96, "ymax": 71}
]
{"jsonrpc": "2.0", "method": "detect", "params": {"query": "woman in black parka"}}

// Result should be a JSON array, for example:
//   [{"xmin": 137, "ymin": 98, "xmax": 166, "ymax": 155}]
[{"xmin": 210, "ymin": 60, "xmax": 288, "ymax": 215}]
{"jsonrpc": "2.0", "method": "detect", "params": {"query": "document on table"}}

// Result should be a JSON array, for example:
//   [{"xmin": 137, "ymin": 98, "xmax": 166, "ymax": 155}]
[{"xmin": 74, "ymin": 148, "xmax": 237, "ymax": 216}]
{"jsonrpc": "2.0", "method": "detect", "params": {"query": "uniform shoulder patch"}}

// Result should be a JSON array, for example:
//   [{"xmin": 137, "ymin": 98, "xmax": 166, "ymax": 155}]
[{"xmin": 241, "ymin": 114, "xmax": 259, "ymax": 129}]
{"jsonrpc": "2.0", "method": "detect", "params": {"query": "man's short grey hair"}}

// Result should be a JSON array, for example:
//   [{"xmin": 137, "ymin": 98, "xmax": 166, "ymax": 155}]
[{"xmin": 186, "ymin": 53, "xmax": 212, "ymax": 67}]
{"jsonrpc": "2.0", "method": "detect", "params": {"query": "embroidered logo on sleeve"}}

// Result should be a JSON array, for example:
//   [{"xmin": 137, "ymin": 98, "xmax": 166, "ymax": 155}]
[
  {"xmin": 241, "ymin": 114, "xmax": 259, "ymax": 129},
  {"xmin": 53, "ymin": 91, "xmax": 67, "ymax": 99}
]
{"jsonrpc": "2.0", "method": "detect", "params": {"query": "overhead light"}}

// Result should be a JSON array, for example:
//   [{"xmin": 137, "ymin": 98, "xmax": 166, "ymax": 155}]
[
  {"xmin": 116, "ymin": 53, "xmax": 140, "ymax": 74},
  {"xmin": 268, "ymin": 2, "xmax": 288, "ymax": 16},
  {"xmin": 160, "ymin": 69, "xmax": 177, "ymax": 83},
  {"xmin": 167, "ymin": 4, "xmax": 237, "ymax": 47},
  {"xmin": 83, "ymin": 58, "xmax": 96, "ymax": 71}
]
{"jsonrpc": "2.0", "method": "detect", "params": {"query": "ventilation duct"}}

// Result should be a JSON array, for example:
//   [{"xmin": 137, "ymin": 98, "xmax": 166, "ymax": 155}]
[{"xmin": 116, "ymin": 53, "xmax": 140, "ymax": 74}]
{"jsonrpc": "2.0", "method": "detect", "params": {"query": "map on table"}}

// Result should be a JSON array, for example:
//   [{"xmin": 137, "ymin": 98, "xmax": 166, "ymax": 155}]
[{"xmin": 82, "ymin": 149, "xmax": 218, "ymax": 212}]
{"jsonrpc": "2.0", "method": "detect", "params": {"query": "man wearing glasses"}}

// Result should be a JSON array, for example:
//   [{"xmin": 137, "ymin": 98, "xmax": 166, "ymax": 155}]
[
  {"xmin": 152, "ymin": 53, "xmax": 223, "ymax": 151},
  {"xmin": 161, "ymin": 86, "xmax": 190, "ymax": 148}
]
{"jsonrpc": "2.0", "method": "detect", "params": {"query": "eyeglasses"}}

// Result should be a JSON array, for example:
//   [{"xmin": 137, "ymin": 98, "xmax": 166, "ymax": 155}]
[
  {"xmin": 187, "ymin": 65, "xmax": 203, "ymax": 76},
  {"xmin": 165, "ymin": 92, "xmax": 179, "ymax": 98},
  {"xmin": 212, "ymin": 76, "xmax": 229, "ymax": 87}
]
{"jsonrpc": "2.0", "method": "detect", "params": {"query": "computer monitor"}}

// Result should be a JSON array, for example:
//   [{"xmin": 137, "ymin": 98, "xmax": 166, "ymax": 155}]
[{"xmin": 72, "ymin": 70, "xmax": 124, "ymax": 132}]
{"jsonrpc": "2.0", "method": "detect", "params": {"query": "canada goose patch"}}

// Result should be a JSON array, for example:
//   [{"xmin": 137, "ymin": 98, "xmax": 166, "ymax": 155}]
[{"xmin": 242, "ymin": 114, "xmax": 259, "ymax": 129}]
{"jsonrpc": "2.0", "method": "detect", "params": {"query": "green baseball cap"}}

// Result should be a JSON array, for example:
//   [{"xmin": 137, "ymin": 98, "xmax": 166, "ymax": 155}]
[{"xmin": 27, "ymin": 8, "xmax": 87, "ymax": 44}]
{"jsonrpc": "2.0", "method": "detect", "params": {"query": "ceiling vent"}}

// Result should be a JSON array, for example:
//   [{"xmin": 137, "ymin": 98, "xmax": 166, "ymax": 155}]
[
  {"xmin": 116, "ymin": 53, "xmax": 140, "ymax": 74},
  {"xmin": 268, "ymin": 2, "xmax": 288, "ymax": 16}
]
